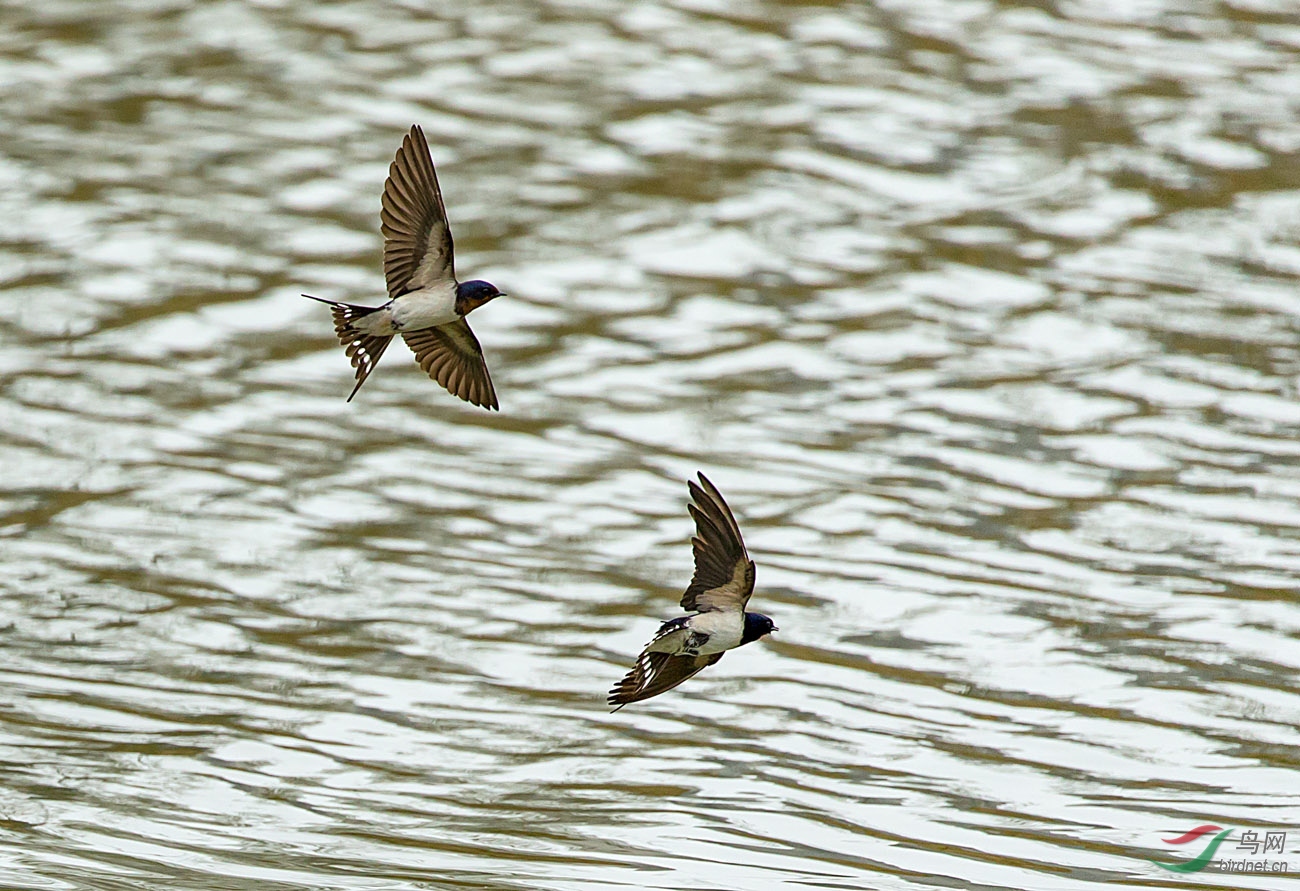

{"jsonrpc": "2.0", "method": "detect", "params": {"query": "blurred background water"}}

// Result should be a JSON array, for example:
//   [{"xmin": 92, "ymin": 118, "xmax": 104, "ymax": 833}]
[{"xmin": 2, "ymin": 0, "xmax": 1299, "ymax": 888}]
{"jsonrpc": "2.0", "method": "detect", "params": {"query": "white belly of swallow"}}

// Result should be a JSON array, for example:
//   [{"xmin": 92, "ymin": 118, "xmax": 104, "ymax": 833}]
[
  {"xmin": 690, "ymin": 611, "xmax": 743, "ymax": 654},
  {"xmin": 391, "ymin": 285, "xmax": 458, "ymax": 330}
]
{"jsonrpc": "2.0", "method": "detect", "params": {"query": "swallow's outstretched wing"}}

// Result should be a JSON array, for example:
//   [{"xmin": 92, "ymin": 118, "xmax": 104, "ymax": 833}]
[
  {"xmin": 401, "ymin": 317, "xmax": 498, "ymax": 410},
  {"xmin": 680, "ymin": 473, "xmax": 755, "ymax": 613},
  {"xmin": 608, "ymin": 650, "xmax": 723, "ymax": 710},
  {"xmin": 381, "ymin": 124, "xmax": 455, "ymax": 298}
]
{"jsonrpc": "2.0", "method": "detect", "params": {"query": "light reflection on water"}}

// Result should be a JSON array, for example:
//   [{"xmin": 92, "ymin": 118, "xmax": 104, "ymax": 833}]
[{"xmin": 2, "ymin": 1, "xmax": 1300, "ymax": 889}]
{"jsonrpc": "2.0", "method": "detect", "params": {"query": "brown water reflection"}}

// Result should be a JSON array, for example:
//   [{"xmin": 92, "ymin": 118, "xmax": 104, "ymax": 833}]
[{"xmin": 2, "ymin": 1, "xmax": 1299, "ymax": 889}]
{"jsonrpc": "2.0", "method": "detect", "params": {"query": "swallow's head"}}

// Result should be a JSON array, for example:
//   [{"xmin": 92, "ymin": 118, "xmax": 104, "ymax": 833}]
[
  {"xmin": 456, "ymin": 280, "xmax": 505, "ymax": 314},
  {"xmin": 741, "ymin": 613, "xmax": 777, "ymax": 645}
]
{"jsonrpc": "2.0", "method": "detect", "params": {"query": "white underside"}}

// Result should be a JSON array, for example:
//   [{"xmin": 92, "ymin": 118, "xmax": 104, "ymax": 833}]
[
  {"xmin": 358, "ymin": 284, "xmax": 458, "ymax": 335},
  {"xmin": 649, "ymin": 611, "xmax": 743, "ymax": 655}
]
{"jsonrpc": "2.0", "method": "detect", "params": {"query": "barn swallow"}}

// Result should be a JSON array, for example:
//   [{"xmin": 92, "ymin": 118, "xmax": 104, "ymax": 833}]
[
  {"xmin": 608, "ymin": 473, "xmax": 776, "ymax": 710},
  {"xmin": 304, "ymin": 125, "xmax": 504, "ymax": 409}
]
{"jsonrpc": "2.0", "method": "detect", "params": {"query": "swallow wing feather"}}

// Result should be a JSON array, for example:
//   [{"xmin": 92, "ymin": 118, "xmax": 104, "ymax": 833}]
[
  {"xmin": 680, "ymin": 473, "xmax": 755, "ymax": 613},
  {"xmin": 607, "ymin": 651, "xmax": 723, "ymax": 709},
  {"xmin": 381, "ymin": 125, "xmax": 455, "ymax": 297},
  {"xmin": 401, "ymin": 318, "xmax": 498, "ymax": 410}
]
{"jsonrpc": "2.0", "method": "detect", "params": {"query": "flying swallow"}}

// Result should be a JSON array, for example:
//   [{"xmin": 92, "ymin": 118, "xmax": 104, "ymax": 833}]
[
  {"xmin": 608, "ymin": 473, "xmax": 776, "ymax": 710},
  {"xmin": 304, "ymin": 125, "xmax": 504, "ymax": 408}
]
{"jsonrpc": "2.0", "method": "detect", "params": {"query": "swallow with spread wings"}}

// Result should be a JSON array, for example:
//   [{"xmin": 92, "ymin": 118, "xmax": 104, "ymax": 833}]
[
  {"xmin": 609, "ymin": 473, "xmax": 776, "ymax": 710},
  {"xmin": 305, "ymin": 125, "xmax": 504, "ymax": 409}
]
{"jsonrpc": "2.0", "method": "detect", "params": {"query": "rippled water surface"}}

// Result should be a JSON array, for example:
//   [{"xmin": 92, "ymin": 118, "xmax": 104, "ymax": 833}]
[{"xmin": 3, "ymin": 1, "xmax": 1300, "ymax": 888}]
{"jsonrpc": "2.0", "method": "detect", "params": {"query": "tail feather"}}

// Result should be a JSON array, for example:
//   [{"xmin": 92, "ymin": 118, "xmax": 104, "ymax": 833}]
[{"xmin": 303, "ymin": 295, "xmax": 393, "ymax": 401}]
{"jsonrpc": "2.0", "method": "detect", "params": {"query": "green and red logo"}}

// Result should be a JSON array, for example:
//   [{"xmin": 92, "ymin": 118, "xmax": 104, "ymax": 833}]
[{"xmin": 1150, "ymin": 824, "xmax": 1233, "ymax": 873}]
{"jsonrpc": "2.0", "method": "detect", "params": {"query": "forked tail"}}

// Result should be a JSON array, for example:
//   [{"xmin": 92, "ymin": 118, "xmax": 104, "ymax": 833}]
[{"xmin": 303, "ymin": 295, "xmax": 393, "ymax": 401}]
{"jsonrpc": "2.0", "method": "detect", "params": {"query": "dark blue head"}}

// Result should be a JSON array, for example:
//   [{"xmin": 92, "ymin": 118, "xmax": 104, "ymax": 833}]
[
  {"xmin": 455, "ymin": 279, "xmax": 505, "ymax": 314},
  {"xmin": 741, "ymin": 612, "xmax": 777, "ymax": 645}
]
